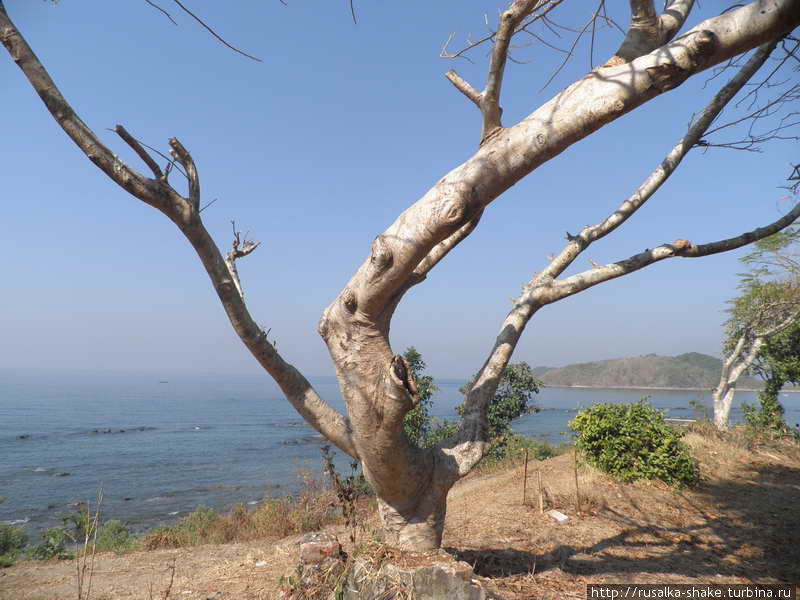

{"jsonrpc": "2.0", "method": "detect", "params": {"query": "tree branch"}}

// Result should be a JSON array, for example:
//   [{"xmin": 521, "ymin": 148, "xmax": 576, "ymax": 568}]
[
  {"xmin": 225, "ymin": 221, "xmax": 261, "ymax": 299},
  {"xmin": 480, "ymin": 0, "xmax": 541, "ymax": 140},
  {"xmin": 540, "ymin": 41, "xmax": 777, "ymax": 283},
  {"xmin": 444, "ymin": 70, "xmax": 481, "ymax": 108},
  {"xmin": 0, "ymin": 1, "xmax": 356, "ymax": 458},
  {"xmin": 608, "ymin": 0, "xmax": 695, "ymax": 65},
  {"xmin": 552, "ymin": 205, "xmax": 800, "ymax": 301},
  {"xmin": 168, "ymin": 137, "xmax": 200, "ymax": 209},
  {"xmin": 115, "ymin": 124, "xmax": 163, "ymax": 179},
  {"xmin": 169, "ymin": 0, "xmax": 262, "ymax": 62}
]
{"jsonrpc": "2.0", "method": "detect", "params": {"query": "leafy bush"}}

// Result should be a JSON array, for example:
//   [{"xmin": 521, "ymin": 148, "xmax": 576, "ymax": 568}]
[
  {"xmin": 95, "ymin": 520, "xmax": 139, "ymax": 554},
  {"xmin": 0, "ymin": 523, "xmax": 28, "ymax": 567},
  {"xmin": 570, "ymin": 399, "xmax": 699, "ymax": 486},
  {"xmin": 742, "ymin": 381, "xmax": 799, "ymax": 441},
  {"xmin": 28, "ymin": 527, "xmax": 74, "ymax": 560}
]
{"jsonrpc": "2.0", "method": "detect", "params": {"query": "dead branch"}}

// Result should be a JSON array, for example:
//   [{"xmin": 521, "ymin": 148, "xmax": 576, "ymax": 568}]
[
  {"xmin": 115, "ymin": 124, "xmax": 163, "ymax": 179},
  {"xmin": 225, "ymin": 221, "xmax": 261, "ymax": 299},
  {"xmin": 143, "ymin": 0, "xmax": 178, "ymax": 26},
  {"xmin": 553, "ymin": 205, "xmax": 800, "ymax": 300},
  {"xmin": 169, "ymin": 0, "xmax": 263, "ymax": 62},
  {"xmin": 168, "ymin": 138, "xmax": 200, "ymax": 209}
]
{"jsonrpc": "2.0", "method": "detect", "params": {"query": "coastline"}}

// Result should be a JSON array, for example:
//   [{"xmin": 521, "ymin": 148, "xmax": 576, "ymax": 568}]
[{"xmin": 541, "ymin": 384, "xmax": 800, "ymax": 393}]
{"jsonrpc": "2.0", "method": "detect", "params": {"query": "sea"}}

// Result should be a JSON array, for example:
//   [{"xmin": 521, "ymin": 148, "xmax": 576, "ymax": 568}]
[{"xmin": 1, "ymin": 369, "xmax": 798, "ymax": 538}]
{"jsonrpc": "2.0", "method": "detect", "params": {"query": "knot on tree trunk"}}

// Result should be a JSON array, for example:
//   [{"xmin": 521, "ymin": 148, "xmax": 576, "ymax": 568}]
[{"xmin": 392, "ymin": 355, "xmax": 419, "ymax": 405}]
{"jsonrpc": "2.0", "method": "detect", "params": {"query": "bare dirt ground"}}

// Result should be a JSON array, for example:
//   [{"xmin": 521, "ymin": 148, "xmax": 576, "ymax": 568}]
[{"xmin": 3, "ymin": 432, "xmax": 799, "ymax": 600}]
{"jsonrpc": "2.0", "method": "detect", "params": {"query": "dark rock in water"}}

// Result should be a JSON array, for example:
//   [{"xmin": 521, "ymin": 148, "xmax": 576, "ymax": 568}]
[
  {"xmin": 50, "ymin": 472, "xmax": 71, "ymax": 477},
  {"xmin": 123, "ymin": 497, "xmax": 133, "ymax": 501},
  {"xmin": 282, "ymin": 435, "xmax": 326, "ymax": 446},
  {"xmin": 17, "ymin": 434, "xmax": 30, "ymax": 440},
  {"xmin": 47, "ymin": 504, "xmax": 58, "ymax": 510}
]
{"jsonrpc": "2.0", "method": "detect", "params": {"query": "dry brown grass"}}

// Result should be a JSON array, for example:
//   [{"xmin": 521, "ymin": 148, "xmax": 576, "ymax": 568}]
[
  {"xmin": 444, "ymin": 433, "xmax": 800, "ymax": 599},
  {"xmin": 142, "ymin": 473, "xmax": 342, "ymax": 550}
]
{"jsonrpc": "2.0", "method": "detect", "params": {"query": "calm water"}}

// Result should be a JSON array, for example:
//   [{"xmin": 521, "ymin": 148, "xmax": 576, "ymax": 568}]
[{"xmin": 2, "ymin": 369, "xmax": 798, "ymax": 537}]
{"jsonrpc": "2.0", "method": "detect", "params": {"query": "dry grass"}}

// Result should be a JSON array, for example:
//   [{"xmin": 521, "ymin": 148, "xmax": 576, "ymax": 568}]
[
  {"xmin": 143, "ymin": 473, "xmax": 342, "ymax": 550},
  {"xmin": 443, "ymin": 432, "xmax": 800, "ymax": 599}
]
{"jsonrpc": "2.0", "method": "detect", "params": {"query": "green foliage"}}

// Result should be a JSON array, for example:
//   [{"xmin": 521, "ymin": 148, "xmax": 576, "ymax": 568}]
[
  {"xmin": 425, "ymin": 418, "xmax": 459, "ymax": 447},
  {"xmin": 95, "ymin": 520, "xmax": 139, "ymax": 554},
  {"xmin": 570, "ymin": 400, "xmax": 699, "ymax": 486},
  {"xmin": 0, "ymin": 523, "xmax": 28, "ymax": 568},
  {"xmin": 28, "ymin": 527, "xmax": 74, "ymax": 560},
  {"xmin": 401, "ymin": 347, "xmax": 543, "ymax": 464},
  {"xmin": 459, "ymin": 362, "xmax": 541, "ymax": 439},
  {"xmin": 480, "ymin": 434, "xmax": 560, "ymax": 467},
  {"xmin": 402, "ymin": 347, "xmax": 439, "ymax": 447}
]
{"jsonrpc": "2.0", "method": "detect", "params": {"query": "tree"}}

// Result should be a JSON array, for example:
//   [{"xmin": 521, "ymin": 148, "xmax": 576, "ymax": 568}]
[
  {"xmin": 460, "ymin": 362, "xmax": 541, "ymax": 439},
  {"xmin": 2, "ymin": 1, "xmax": 800, "ymax": 550},
  {"xmin": 715, "ymin": 226, "xmax": 800, "ymax": 429},
  {"xmin": 745, "ymin": 313, "xmax": 800, "ymax": 436},
  {"xmin": 401, "ymin": 347, "xmax": 439, "ymax": 448}
]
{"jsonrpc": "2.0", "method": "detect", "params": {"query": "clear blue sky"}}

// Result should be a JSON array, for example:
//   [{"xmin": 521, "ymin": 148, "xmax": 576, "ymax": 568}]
[{"xmin": 1, "ymin": 2, "xmax": 796, "ymax": 378}]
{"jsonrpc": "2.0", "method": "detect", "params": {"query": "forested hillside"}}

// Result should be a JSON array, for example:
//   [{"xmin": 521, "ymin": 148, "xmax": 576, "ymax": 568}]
[{"xmin": 534, "ymin": 353, "xmax": 764, "ymax": 389}]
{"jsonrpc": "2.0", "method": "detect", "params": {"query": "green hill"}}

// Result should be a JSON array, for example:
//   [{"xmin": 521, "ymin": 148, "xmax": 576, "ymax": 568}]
[{"xmin": 534, "ymin": 352, "xmax": 763, "ymax": 389}]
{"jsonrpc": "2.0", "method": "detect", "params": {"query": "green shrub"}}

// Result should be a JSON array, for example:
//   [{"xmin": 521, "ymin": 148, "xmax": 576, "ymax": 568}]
[
  {"xmin": 95, "ymin": 520, "xmax": 139, "ymax": 554},
  {"xmin": 459, "ymin": 362, "xmax": 542, "ymax": 439},
  {"xmin": 570, "ymin": 399, "xmax": 699, "ymax": 486},
  {"xmin": 0, "ymin": 523, "xmax": 28, "ymax": 567},
  {"xmin": 28, "ymin": 527, "xmax": 74, "ymax": 560},
  {"xmin": 480, "ymin": 433, "xmax": 560, "ymax": 467}
]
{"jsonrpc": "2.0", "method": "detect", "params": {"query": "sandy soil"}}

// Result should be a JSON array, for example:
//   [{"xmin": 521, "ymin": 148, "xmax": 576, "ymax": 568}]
[{"xmin": 3, "ymin": 433, "xmax": 799, "ymax": 600}]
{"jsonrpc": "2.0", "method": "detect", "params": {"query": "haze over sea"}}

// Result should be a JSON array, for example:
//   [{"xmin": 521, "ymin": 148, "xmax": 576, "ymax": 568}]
[{"xmin": 2, "ymin": 369, "xmax": 798, "ymax": 537}]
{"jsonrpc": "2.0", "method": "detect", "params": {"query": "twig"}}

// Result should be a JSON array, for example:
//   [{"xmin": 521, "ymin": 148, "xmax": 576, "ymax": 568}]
[
  {"xmin": 573, "ymin": 451, "xmax": 582, "ymax": 515},
  {"xmin": 225, "ymin": 221, "xmax": 261, "ymax": 299},
  {"xmin": 143, "ymin": 0, "xmax": 178, "ymax": 26},
  {"xmin": 115, "ymin": 125, "xmax": 163, "ymax": 179},
  {"xmin": 170, "ymin": 0, "xmax": 263, "ymax": 62},
  {"xmin": 537, "ymin": 470, "xmax": 544, "ymax": 514},
  {"xmin": 348, "ymin": 0, "xmax": 357, "ymax": 25},
  {"xmin": 523, "ymin": 448, "xmax": 529, "ymax": 505}
]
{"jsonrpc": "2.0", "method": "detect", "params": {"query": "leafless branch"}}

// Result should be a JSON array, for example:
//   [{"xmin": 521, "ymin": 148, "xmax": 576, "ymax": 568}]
[
  {"xmin": 0, "ymin": 5, "xmax": 358, "ymax": 458},
  {"xmin": 348, "ymin": 0, "xmax": 357, "ymax": 25},
  {"xmin": 169, "ymin": 0, "xmax": 263, "ymax": 62},
  {"xmin": 143, "ymin": 0, "xmax": 178, "ymax": 26},
  {"xmin": 444, "ymin": 70, "xmax": 482, "ymax": 107},
  {"xmin": 168, "ymin": 137, "xmax": 200, "ymax": 208},
  {"xmin": 552, "ymin": 204, "xmax": 800, "ymax": 300},
  {"xmin": 114, "ymin": 124, "xmax": 163, "ymax": 179},
  {"xmin": 225, "ymin": 221, "xmax": 261, "ymax": 299},
  {"xmin": 538, "ymin": 42, "xmax": 777, "ymax": 284},
  {"xmin": 541, "ymin": 1, "xmax": 605, "ymax": 89}
]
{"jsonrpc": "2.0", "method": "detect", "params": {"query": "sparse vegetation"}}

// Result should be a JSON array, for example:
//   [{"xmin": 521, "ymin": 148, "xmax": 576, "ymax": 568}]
[
  {"xmin": 570, "ymin": 399, "xmax": 699, "ymax": 486},
  {"xmin": 479, "ymin": 434, "xmax": 563, "ymax": 469},
  {"xmin": 0, "ymin": 522, "xmax": 28, "ymax": 567},
  {"xmin": 143, "ymin": 473, "xmax": 340, "ymax": 550},
  {"xmin": 27, "ymin": 526, "xmax": 74, "ymax": 561}
]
